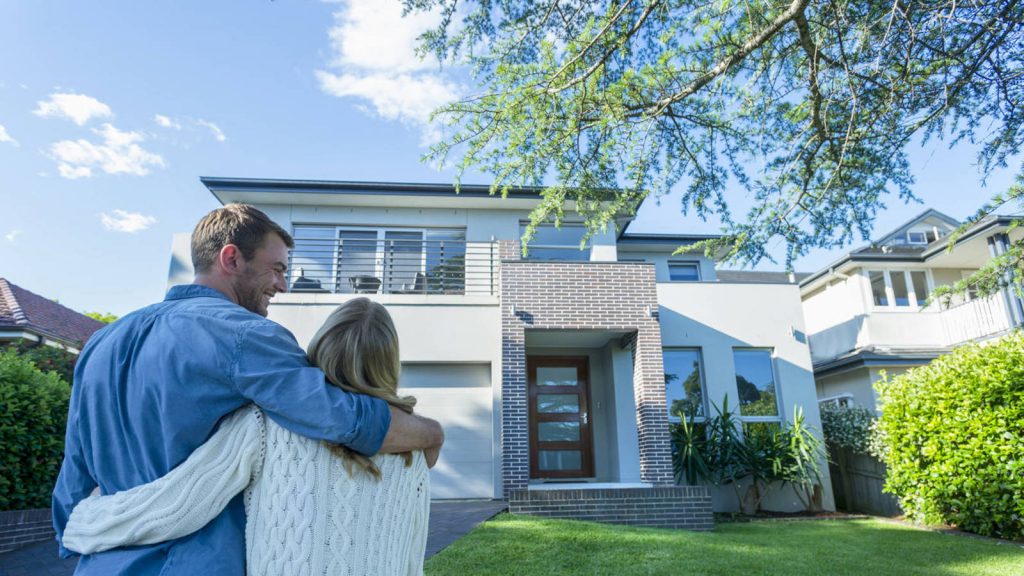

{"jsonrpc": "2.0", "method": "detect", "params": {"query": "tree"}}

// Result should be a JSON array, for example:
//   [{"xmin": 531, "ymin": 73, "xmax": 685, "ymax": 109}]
[
  {"xmin": 404, "ymin": 0, "xmax": 1023, "ymax": 286},
  {"xmin": 84, "ymin": 311, "xmax": 118, "ymax": 324}
]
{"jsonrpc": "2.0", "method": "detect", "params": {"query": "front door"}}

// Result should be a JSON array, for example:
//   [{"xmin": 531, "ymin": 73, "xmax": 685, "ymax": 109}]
[{"xmin": 527, "ymin": 356, "xmax": 594, "ymax": 479}]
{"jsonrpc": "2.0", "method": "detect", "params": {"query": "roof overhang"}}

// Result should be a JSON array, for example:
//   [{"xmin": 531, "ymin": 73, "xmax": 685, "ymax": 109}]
[
  {"xmin": 814, "ymin": 348, "xmax": 943, "ymax": 378},
  {"xmin": 201, "ymin": 177, "xmax": 642, "ymax": 223}
]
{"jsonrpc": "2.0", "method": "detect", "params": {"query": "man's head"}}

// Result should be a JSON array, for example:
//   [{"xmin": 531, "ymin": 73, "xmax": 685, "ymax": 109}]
[{"xmin": 191, "ymin": 204, "xmax": 294, "ymax": 316}]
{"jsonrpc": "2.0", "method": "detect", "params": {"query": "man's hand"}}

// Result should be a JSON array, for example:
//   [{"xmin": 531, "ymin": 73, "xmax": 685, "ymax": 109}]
[{"xmin": 379, "ymin": 406, "xmax": 444, "ymax": 468}]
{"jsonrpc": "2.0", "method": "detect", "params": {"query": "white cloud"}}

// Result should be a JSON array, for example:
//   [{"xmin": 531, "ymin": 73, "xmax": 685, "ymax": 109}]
[
  {"xmin": 100, "ymin": 210, "xmax": 157, "ymax": 233},
  {"xmin": 316, "ymin": 0, "xmax": 462, "ymax": 142},
  {"xmin": 195, "ymin": 119, "xmax": 226, "ymax": 142},
  {"xmin": 0, "ymin": 124, "xmax": 18, "ymax": 147},
  {"xmin": 5, "ymin": 230, "xmax": 20, "ymax": 242},
  {"xmin": 49, "ymin": 123, "xmax": 165, "ymax": 179},
  {"xmin": 34, "ymin": 93, "xmax": 113, "ymax": 126},
  {"xmin": 154, "ymin": 114, "xmax": 182, "ymax": 130}
]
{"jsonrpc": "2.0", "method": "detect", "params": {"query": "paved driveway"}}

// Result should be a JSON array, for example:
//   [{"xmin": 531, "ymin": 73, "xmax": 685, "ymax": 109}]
[{"xmin": 0, "ymin": 500, "xmax": 507, "ymax": 576}]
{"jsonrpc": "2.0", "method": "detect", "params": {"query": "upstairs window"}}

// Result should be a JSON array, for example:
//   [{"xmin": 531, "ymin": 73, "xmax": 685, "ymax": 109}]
[
  {"xmin": 906, "ymin": 229, "xmax": 938, "ymax": 244},
  {"xmin": 668, "ymin": 262, "xmax": 701, "ymax": 282},
  {"xmin": 521, "ymin": 224, "xmax": 590, "ymax": 261},
  {"xmin": 868, "ymin": 270, "xmax": 931, "ymax": 308}
]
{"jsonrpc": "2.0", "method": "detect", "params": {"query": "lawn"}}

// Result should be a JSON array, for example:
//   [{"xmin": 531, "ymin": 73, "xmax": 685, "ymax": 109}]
[{"xmin": 425, "ymin": 514, "xmax": 1024, "ymax": 575}]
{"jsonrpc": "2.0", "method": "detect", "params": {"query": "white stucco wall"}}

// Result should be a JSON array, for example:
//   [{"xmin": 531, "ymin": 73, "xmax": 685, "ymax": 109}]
[
  {"xmin": 615, "ymin": 249, "xmax": 717, "ymax": 282},
  {"xmin": 657, "ymin": 282, "xmax": 835, "ymax": 512},
  {"xmin": 816, "ymin": 367, "xmax": 875, "ymax": 409},
  {"xmin": 802, "ymin": 273, "xmax": 868, "ymax": 363}
]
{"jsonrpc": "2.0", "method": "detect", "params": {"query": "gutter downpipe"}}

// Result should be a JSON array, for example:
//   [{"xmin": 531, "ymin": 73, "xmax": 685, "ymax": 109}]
[{"xmin": 988, "ymin": 233, "xmax": 1024, "ymax": 327}]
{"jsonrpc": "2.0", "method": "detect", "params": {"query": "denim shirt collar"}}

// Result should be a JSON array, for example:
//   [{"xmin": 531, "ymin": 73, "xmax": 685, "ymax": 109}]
[{"xmin": 165, "ymin": 284, "xmax": 234, "ymax": 303}]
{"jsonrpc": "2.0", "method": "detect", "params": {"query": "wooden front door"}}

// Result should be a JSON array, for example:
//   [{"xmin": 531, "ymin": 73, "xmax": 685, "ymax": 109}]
[{"xmin": 528, "ymin": 356, "xmax": 594, "ymax": 479}]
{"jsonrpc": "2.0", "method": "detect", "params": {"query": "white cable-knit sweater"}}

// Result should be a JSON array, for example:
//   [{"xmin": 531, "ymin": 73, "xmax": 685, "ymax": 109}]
[{"xmin": 62, "ymin": 406, "xmax": 430, "ymax": 576}]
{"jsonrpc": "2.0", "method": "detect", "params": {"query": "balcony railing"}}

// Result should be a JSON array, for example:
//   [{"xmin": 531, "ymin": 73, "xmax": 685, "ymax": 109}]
[
  {"xmin": 941, "ymin": 293, "xmax": 1013, "ymax": 345},
  {"xmin": 287, "ymin": 237, "xmax": 497, "ymax": 296}
]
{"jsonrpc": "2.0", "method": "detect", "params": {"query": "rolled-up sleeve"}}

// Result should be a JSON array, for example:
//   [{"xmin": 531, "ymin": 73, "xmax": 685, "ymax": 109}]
[{"xmin": 230, "ymin": 320, "xmax": 390, "ymax": 456}]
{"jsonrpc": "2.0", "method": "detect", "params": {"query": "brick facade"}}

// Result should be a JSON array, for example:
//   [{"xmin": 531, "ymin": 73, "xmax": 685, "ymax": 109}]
[
  {"xmin": 499, "ymin": 240, "xmax": 675, "ymax": 495},
  {"xmin": 508, "ymin": 486, "xmax": 713, "ymax": 530},
  {"xmin": 0, "ymin": 508, "xmax": 54, "ymax": 554}
]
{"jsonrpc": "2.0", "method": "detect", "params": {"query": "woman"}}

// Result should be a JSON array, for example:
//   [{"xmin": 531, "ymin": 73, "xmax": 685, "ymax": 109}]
[{"xmin": 62, "ymin": 298, "xmax": 430, "ymax": 576}]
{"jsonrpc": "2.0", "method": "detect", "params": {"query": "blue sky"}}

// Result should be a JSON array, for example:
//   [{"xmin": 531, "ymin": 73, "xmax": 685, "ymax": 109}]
[{"xmin": 0, "ymin": 1, "xmax": 1018, "ymax": 316}]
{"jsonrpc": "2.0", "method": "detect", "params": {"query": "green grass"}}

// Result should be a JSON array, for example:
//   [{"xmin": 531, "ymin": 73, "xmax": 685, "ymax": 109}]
[{"xmin": 425, "ymin": 514, "xmax": 1024, "ymax": 575}]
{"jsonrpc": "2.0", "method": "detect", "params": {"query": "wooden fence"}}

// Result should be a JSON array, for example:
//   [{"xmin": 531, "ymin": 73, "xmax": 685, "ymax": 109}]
[{"xmin": 828, "ymin": 447, "xmax": 902, "ymax": 516}]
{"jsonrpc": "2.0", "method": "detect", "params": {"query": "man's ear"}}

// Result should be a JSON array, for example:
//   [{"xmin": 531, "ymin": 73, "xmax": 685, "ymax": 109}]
[{"xmin": 218, "ymin": 244, "xmax": 244, "ymax": 276}]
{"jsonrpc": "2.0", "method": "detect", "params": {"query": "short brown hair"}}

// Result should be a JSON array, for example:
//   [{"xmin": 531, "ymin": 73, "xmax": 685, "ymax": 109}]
[{"xmin": 191, "ymin": 204, "xmax": 294, "ymax": 273}]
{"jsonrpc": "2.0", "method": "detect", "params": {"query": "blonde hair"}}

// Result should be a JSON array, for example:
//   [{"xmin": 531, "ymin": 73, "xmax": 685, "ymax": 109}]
[{"xmin": 307, "ymin": 298, "xmax": 416, "ymax": 479}]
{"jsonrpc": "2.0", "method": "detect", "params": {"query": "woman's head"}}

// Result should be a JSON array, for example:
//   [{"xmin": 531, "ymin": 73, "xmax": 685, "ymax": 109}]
[
  {"xmin": 307, "ymin": 298, "xmax": 415, "ymax": 413},
  {"xmin": 307, "ymin": 298, "xmax": 416, "ymax": 478}
]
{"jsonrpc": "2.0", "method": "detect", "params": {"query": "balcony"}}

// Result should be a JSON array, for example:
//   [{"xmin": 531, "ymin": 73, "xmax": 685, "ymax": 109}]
[
  {"xmin": 287, "ymin": 237, "xmax": 498, "ymax": 296},
  {"xmin": 941, "ymin": 293, "xmax": 1013, "ymax": 345}
]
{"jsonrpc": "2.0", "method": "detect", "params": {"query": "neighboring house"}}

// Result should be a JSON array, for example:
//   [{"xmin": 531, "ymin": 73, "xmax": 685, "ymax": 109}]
[
  {"xmin": 800, "ymin": 209, "xmax": 1022, "ymax": 409},
  {"xmin": 0, "ymin": 277, "xmax": 105, "ymax": 353},
  {"xmin": 168, "ymin": 177, "xmax": 835, "ymax": 527}
]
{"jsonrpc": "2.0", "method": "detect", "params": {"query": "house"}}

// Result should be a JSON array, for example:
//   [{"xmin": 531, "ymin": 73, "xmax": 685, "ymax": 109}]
[
  {"xmin": 0, "ymin": 277, "xmax": 105, "ymax": 353},
  {"xmin": 167, "ymin": 177, "xmax": 835, "ymax": 527},
  {"xmin": 800, "ymin": 209, "xmax": 1022, "ymax": 409}
]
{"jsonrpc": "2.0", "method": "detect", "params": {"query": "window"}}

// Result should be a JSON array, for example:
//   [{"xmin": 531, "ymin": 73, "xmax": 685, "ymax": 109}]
[
  {"xmin": 663, "ymin": 349, "xmax": 705, "ymax": 421},
  {"xmin": 868, "ymin": 270, "xmax": 931, "ymax": 309},
  {"xmin": 290, "ymin": 225, "xmax": 466, "ymax": 294},
  {"xmin": 521, "ymin": 224, "xmax": 590, "ymax": 261},
  {"xmin": 869, "ymin": 271, "xmax": 888, "ymax": 306},
  {"xmin": 906, "ymin": 229, "xmax": 938, "ymax": 244},
  {"xmin": 733, "ymin": 349, "xmax": 780, "ymax": 419},
  {"xmin": 907, "ymin": 231, "xmax": 927, "ymax": 244},
  {"xmin": 668, "ymin": 262, "xmax": 701, "ymax": 282}
]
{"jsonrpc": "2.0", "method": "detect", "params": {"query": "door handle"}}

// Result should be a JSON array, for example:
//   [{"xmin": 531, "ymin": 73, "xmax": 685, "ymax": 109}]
[{"xmin": 582, "ymin": 411, "xmax": 588, "ymax": 425}]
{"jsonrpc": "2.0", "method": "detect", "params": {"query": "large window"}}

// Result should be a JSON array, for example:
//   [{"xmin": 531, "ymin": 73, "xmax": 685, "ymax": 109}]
[
  {"xmin": 663, "ymin": 349, "xmax": 705, "ymax": 421},
  {"xmin": 733, "ymin": 349, "xmax": 781, "ymax": 436},
  {"xmin": 867, "ymin": 270, "xmax": 931, "ymax": 309},
  {"xmin": 290, "ymin": 225, "xmax": 466, "ymax": 294},
  {"xmin": 521, "ymin": 223, "xmax": 590, "ymax": 261}
]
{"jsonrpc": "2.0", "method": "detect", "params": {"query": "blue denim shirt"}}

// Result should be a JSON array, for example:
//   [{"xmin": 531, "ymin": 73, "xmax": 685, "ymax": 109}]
[{"xmin": 51, "ymin": 285, "xmax": 391, "ymax": 575}]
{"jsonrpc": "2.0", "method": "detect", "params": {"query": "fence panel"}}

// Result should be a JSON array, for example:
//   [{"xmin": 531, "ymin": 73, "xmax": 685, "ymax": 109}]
[{"xmin": 828, "ymin": 447, "xmax": 902, "ymax": 516}]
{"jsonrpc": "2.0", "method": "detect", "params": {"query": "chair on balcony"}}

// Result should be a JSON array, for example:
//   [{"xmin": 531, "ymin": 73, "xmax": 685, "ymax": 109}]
[
  {"xmin": 348, "ymin": 275, "xmax": 382, "ymax": 294},
  {"xmin": 291, "ymin": 268, "xmax": 329, "ymax": 293},
  {"xmin": 396, "ymin": 272, "xmax": 427, "ymax": 294}
]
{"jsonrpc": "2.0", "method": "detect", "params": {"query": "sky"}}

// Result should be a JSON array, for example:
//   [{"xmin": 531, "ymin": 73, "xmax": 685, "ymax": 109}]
[{"xmin": 0, "ymin": 1, "xmax": 1018, "ymax": 317}]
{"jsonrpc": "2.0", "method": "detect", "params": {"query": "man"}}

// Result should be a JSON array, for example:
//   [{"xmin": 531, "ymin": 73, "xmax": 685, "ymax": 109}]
[{"xmin": 52, "ymin": 204, "xmax": 443, "ymax": 575}]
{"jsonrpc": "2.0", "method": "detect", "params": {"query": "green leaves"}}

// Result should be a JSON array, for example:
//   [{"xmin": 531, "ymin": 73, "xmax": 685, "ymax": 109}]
[
  {"xmin": 669, "ymin": 398, "xmax": 825, "ymax": 512},
  {"xmin": 406, "ymin": 0, "xmax": 1024, "ymax": 271},
  {"xmin": 874, "ymin": 333, "xmax": 1024, "ymax": 539},
  {"xmin": 819, "ymin": 403, "xmax": 876, "ymax": 454},
  {"xmin": 0, "ymin": 349, "xmax": 71, "ymax": 510}
]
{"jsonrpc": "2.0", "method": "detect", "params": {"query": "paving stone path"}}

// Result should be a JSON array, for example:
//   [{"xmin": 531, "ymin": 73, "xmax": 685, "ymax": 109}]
[{"xmin": 0, "ymin": 499, "xmax": 508, "ymax": 576}]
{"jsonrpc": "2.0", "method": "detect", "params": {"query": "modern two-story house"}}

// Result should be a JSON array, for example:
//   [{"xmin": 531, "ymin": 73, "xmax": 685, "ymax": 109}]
[
  {"xmin": 167, "ymin": 177, "xmax": 835, "ymax": 528},
  {"xmin": 801, "ymin": 209, "xmax": 1022, "ymax": 409}
]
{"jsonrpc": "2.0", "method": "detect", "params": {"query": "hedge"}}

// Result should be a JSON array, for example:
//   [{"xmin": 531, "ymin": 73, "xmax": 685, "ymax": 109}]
[
  {"xmin": 3, "ymin": 339, "xmax": 79, "ymax": 385},
  {"xmin": 0, "ymin": 349, "xmax": 71, "ymax": 510},
  {"xmin": 874, "ymin": 333, "xmax": 1024, "ymax": 539}
]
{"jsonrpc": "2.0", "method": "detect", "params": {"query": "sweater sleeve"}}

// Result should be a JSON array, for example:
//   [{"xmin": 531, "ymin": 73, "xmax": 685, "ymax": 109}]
[
  {"xmin": 407, "ymin": 453, "xmax": 431, "ymax": 576},
  {"xmin": 61, "ymin": 406, "xmax": 266, "ymax": 555}
]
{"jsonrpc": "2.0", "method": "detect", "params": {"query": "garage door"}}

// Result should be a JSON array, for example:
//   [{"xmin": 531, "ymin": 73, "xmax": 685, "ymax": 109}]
[{"xmin": 400, "ymin": 363, "xmax": 493, "ymax": 499}]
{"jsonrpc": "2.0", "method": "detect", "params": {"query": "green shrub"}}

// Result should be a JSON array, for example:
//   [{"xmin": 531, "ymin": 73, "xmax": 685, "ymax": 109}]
[
  {"xmin": 875, "ymin": 334, "xmax": 1024, "ymax": 539},
  {"xmin": 819, "ymin": 403, "xmax": 875, "ymax": 453},
  {"xmin": 0, "ymin": 349, "xmax": 71, "ymax": 510},
  {"xmin": 3, "ymin": 339, "xmax": 79, "ymax": 384}
]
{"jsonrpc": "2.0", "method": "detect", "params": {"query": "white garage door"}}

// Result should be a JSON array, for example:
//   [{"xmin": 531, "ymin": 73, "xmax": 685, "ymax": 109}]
[{"xmin": 400, "ymin": 363, "xmax": 493, "ymax": 499}]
